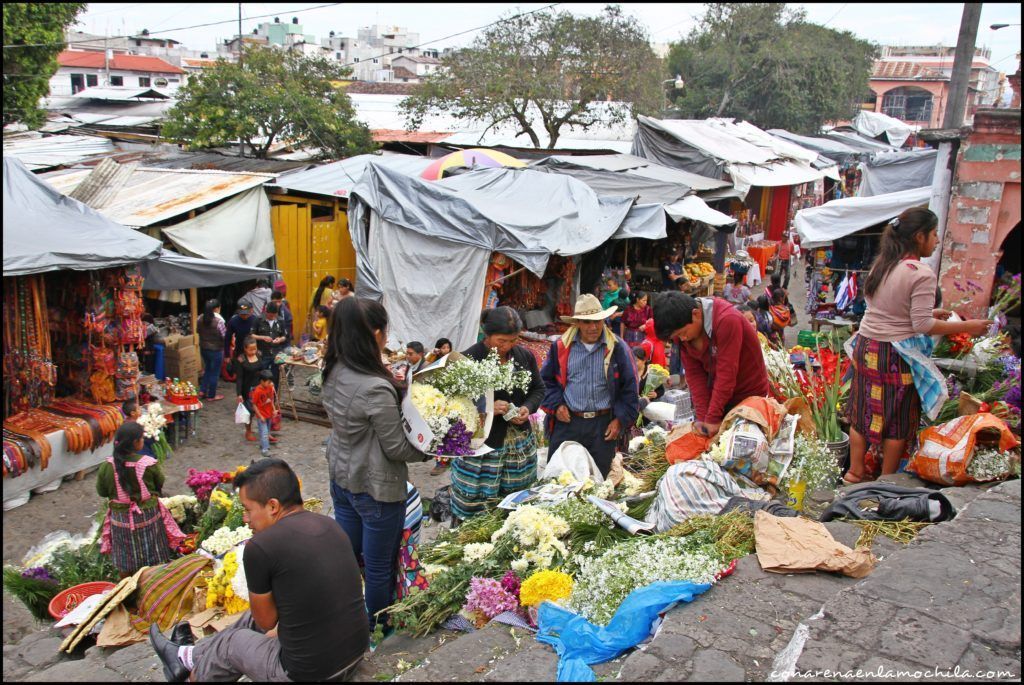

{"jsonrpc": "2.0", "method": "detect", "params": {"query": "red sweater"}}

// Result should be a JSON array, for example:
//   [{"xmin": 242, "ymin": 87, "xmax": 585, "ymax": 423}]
[
  {"xmin": 676, "ymin": 297, "xmax": 770, "ymax": 425},
  {"xmin": 251, "ymin": 384, "xmax": 277, "ymax": 421}
]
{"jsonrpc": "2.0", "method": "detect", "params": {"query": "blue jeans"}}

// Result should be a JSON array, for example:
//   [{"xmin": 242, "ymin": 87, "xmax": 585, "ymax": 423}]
[
  {"xmin": 256, "ymin": 417, "xmax": 271, "ymax": 452},
  {"xmin": 330, "ymin": 482, "xmax": 405, "ymax": 629},
  {"xmin": 200, "ymin": 349, "xmax": 224, "ymax": 399}
]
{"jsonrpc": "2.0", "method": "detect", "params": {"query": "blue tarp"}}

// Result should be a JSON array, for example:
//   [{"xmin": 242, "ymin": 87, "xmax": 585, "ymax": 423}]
[{"xmin": 536, "ymin": 580, "xmax": 713, "ymax": 681}]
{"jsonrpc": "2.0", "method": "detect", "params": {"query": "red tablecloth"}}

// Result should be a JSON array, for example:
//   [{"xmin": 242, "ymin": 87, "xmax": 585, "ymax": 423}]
[{"xmin": 747, "ymin": 243, "xmax": 778, "ymax": 282}]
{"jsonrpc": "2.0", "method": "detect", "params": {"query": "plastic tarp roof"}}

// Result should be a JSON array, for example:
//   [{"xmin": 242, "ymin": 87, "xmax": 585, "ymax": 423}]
[
  {"xmin": 532, "ymin": 153, "xmax": 730, "ymax": 191},
  {"xmin": 161, "ymin": 186, "xmax": 275, "ymax": 265},
  {"xmin": 631, "ymin": 116, "xmax": 834, "ymax": 198},
  {"xmin": 4, "ymin": 157, "xmax": 276, "ymax": 287},
  {"xmin": 663, "ymin": 195, "xmax": 737, "ymax": 227},
  {"xmin": 347, "ymin": 162, "xmax": 665, "ymax": 351},
  {"xmin": 794, "ymin": 186, "xmax": 931, "ymax": 248},
  {"xmin": 825, "ymin": 129, "xmax": 897, "ymax": 153},
  {"xmin": 269, "ymin": 152, "xmax": 432, "ymax": 198},
  {"xmin": 857, "ymin": 149, "xmax": 938, "ymax": 198},
  {"xmin": 767, "ymin": 129, "xmax": 866, "ymax": 164},
  {"xmin": 851, "ymin": 110, "xmax": 915, "ymax": 148},
  {"xmin": 3, "ymin": 156, "xmax": 162, "ymax": 275}
]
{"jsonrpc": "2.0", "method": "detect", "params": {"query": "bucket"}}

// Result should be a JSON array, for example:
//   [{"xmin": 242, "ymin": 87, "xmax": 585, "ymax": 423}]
[{"xmin": 826, "ymin": 431, "xmax": 850, "ymax": 471}]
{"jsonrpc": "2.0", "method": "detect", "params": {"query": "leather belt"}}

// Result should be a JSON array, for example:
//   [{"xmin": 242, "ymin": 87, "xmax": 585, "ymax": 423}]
[{"xmin": 571, "ymin": 409, "xmax": 611, "ymax": 419}]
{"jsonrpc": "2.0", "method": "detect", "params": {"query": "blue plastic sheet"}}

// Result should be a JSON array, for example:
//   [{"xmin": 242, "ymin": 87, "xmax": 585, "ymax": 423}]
[{"xmin": 536, "ymin": 580, "xmax": 712, "ymax": 681}]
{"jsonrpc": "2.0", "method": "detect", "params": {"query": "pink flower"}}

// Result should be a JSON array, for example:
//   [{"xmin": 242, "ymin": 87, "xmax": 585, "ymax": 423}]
[{"xmin": 462, "ymin": 577, "xmax": 519, "ymax": 620}]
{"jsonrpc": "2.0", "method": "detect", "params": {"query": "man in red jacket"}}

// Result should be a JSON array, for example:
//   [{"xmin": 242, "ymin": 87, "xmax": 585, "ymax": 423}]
[{"xmin": 653, "ymin": 293, "xmax": 770, "ymax": 437}]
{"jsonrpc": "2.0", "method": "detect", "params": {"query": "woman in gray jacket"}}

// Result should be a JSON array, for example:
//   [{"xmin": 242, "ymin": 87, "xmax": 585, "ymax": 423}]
[{"xmin": 322, "ymin": 297, "xmax": 428, "ymax": 634}]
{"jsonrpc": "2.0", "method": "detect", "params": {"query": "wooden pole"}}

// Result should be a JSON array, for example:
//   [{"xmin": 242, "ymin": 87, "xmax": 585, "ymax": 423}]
[{"xmin": 190, "ymin": 287, "xmax": 199, "ymax": 361}]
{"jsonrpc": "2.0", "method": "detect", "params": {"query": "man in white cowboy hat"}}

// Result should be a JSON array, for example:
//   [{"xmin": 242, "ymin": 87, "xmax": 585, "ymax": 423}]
[{"xmin": 540, "ymin": 294, "xmax": 640, "ymax": 478}]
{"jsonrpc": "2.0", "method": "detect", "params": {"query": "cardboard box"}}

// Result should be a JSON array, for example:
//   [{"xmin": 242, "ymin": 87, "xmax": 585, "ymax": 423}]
[
  {"xmin": 165, "ymin": 345, "xmax": 199, "ymax": 364},
  {"xmin": 165, "ymin": 356, "xmax": 201, "ymax": 383},
  {"xmin": 163, "ymin": 334, "xmax": 198, "ymax": 351}
]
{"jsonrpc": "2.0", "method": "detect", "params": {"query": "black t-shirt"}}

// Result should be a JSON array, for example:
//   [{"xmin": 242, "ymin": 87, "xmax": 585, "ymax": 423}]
[{"xmin": 243, "ymin": 511, "xmax": 368, "ymax": 681}]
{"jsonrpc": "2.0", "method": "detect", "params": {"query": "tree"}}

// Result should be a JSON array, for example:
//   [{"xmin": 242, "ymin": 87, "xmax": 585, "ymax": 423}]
[
  {"xmin": 667, "ymin": 3, "xmax": 877, "ymax": 134},
  {"xmin": 400, "ymin": 5, "xmax": 664, "ymax": 149},
  {"xmin": 162, "ymin": 47, "xmax": 374, "ymax": 159},
  {"xmin": 3, "ymin": 3, "xmax": 87, "ymax": 128}
]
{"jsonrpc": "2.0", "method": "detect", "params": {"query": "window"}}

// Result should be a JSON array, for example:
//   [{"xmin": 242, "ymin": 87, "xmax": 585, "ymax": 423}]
[
  {"xmin": 881, "ymin": 87, "xmax": 933, "ymax": 123},
  {"xmin": 138, "ymin": 76, "xmax": 151, "ymax": 87},
  {"xmin": 70, "ymin": 73, "xmax": 85, "ymax": 94},
  {"xmin": 110, "ymin": 75, "xmax": 124, "ymax": 86},
  {"xmin": 354, "ymin": 57, "xmax": 359, "ymax": 62},
  {"xmin": 86, "ymin": 74, "xmax": 98, "ymax": 87},
  {"xmin": 336, "ymin": 52, "xmax": 341, "ymax": 60},
  {"xmin": 372, "ymin": 58, "xmax": 378, "ymax": 63}
]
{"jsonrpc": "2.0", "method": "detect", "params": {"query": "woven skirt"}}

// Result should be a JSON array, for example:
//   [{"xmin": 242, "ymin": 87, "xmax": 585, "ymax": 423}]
[
  {"xmin": 107, "ymin": 506, "xmax": 174, "ymax": 575},
  {"xmin": 846, "ymin": 336, "xmax": 921, "ymax": 447},
  {"xmin": 450, "ymin": 427, "xmax": 537, "ymax": 521}
]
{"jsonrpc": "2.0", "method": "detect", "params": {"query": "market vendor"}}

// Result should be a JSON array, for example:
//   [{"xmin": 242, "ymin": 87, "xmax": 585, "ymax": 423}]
[
  {"xmin": 451, "ymin": 307, "xmax": 545, "ymax": 523},
  {"xmin": 541, "ymin": 294, "xmax": 640, "ymax": 478},
  {"xmin": 97, "ymin": 422, "xmax": 184, "ymax": 577},
  {"xmin": 845, "ymin": 208, "xmax": 991, "ymax": 483},
  {"xmin": 661, "ymin": 250, "xmax": 685, "ymax": 291},
  {"xmin": 251, "ymin": 302, "xmax": 290, "ymax": 390},
  {"xmin": 149, "ymin": 458, "xmax": 369, "ymax": 682},
  {"xmin": 653, "ymin": 292, "xmax": 770, "ymax": 437}
]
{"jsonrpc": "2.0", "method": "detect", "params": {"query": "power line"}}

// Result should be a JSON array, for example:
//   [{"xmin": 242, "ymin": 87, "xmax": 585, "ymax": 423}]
[
  {"xmin": 3, "ymin": 3, "xmax": 344, "ymax": 49},
  {"xmin": 820, "ymin": 3, "xmax": 849, "ymax": 28}
]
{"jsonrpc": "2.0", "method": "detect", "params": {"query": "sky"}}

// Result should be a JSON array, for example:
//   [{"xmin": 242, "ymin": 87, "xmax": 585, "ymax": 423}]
[{"xmin": 76, "ymin": 2, "xmax": 1023, "ymax": 74}]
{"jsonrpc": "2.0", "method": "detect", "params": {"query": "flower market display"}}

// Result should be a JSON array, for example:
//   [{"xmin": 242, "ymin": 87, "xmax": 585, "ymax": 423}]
[{"xmin": 408, "ymin": 349, "xmax": 532, "ymax": 456}]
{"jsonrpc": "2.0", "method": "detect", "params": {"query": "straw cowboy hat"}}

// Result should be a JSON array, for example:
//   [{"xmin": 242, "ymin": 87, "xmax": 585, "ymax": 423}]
[{"xmin": 560, "ymin": 293, "xmax": 617, "ymax": 324}]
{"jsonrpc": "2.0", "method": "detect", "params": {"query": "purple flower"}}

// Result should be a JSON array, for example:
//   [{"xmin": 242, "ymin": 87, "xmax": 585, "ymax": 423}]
[
  {"xmin": 439, "ymin": 420, "xmax": 474, "ymax": 457},
  {"xmin": 21, "ymin": 567, "xmax": 56, "ymax": 584}
]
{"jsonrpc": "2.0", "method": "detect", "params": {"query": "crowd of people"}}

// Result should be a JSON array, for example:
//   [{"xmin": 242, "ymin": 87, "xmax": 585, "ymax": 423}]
[{"xmin": 90, "ymin": 211, "xmax": 996, "ymax": 681}]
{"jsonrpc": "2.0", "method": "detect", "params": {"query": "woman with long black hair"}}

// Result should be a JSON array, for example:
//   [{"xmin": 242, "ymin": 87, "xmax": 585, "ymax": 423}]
[
  {"xmin": 322, "ymin": 297, "xmax": 428, "ymax": 636},
  {"xmin": 97, "ymin": 422, "xmax": 184, "ymax": 577},
  {"xmin": 845, "ymin": 208, "xmax": 991, "ymax": 483},
  {"xmin": 306, "ymin": 275, "xmax": 337, "ymax": 337},
  {"xmin": 197, "ymin": 299, "xmax": 226, "ymax": 401}
]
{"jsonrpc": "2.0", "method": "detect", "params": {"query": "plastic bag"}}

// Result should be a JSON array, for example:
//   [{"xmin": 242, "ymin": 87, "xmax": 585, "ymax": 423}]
[
  {"xmin": 536, "ymin": 580, "xmax": 712, "ymax": 682},
  {"xmin": 540, "ymin": 441, "xmax": 604, "ymax": 483},
  {"xmin": 234, "ymin": 403, "xmax": 251, "ymax": 425},
  {"xmin": 430, "ymin": 485, "xmax": 452, "ymax": 522},
  {"xmin": 907, "ymin": 412, "xmax": 1020, "ymax": 485}
]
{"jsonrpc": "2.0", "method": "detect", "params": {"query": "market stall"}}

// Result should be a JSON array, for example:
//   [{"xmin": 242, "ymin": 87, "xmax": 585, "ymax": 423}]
[{"xmin": 3, "ymin": 158, "xmax": 277, "ymax": 509}]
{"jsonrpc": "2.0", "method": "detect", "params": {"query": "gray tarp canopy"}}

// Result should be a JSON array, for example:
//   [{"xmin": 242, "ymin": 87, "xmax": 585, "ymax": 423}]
[
  {"xmin": 3, "ymin": 156, "xmax": 276, "ymax": 287},
  {"xmin": 348, "ymin": 161, "xmax": 665, "ymax": 351},
  {"xmin": 857, "ymin": 148, "xmax": 937, "ymax": 198},
  {"xmin": 825, "ymin": 129, "xmax": 897, "ymax": 154},
  {"xmin": 767, "ymin": 129, "xmax": 866, "ymax": 165},
  {"xmin": 851, "ymin": 110, "xmax": 915, "ymax": 148},
  {"xmin": 794, "ymin": 186, "xmax": 932, "ymax": 248}
]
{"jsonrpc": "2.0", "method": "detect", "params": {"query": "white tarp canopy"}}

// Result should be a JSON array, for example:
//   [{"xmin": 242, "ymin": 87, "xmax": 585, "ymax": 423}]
[
  {"xmin": 631, "ymin": 116, "xmax": 835, "ymax": 199},
  {"xmin": 794, "ymin": 186, "xmax": 931, "ymax": 248},
  {"xmin": 161, "ymin": 187, "xmax": 275, "ymax": 265},
  {"xmin": 857, "ymin": 149, "xmax": 938, "ymax": 198},
  {"xmin": 664, "ymin": 195, "xmax": 737, "ymax": 226},
  {"xmin": 851, "ymin": 111, "xmax": 915, "ymax": 148},
  {"xmin": 348, "ymin": 161, "xmax": 664, "ymax": 351}
]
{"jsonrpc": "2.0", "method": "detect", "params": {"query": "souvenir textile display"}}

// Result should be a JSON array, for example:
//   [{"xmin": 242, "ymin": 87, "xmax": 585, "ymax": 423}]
[{"xmin": 3, "ymin": 276, "xmax": 57, "ymax": 418}]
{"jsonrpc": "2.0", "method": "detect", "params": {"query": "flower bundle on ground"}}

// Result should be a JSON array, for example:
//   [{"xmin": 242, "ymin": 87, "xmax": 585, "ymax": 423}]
[
  {"xmin": 491, "ymin": 505, "xmax": 570, "ymax": 573},
  {"xmin": 519, "ymin": 569, "xmax": 573, "ymax": 608},
  {"xmin": 966, "ymin": 447, "xmax": 1020, "ymax": 482},
  {"xmin": 461, "ymin": 576, "xmax": 519, "ymax": 626},
  {"xmin": 568, "ymin": 535, "xmax": 725, "ymax": 626},
  {"xmin": 780, "ymin": 434, "xmax": 842, "ymax": 493}
]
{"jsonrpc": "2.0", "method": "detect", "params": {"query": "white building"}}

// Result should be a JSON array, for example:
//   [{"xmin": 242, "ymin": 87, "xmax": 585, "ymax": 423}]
[
  {"xmin": 50, "ymin": 50, "xmax": 185, "ymax": 96},
  {"xmin": 390, "ymin": 54, "xmax": 442, "ymax": 82}
]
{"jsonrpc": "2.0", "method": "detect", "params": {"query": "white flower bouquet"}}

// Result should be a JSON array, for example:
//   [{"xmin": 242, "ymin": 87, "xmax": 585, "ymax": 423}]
[
  {"xmin": 405, "ymin": 349, "xmax": 532, "ymax": 457},
  {"xmin": 779, "ymin": 434, "xmax": 841, "ymax": 494},
  {"xmin": 200, "ymin": 524, "xmax": 253, "ymax": 557},
  {"xmin": 490, "ymin": 505, "xmax": 570, "ymax": 573},
  {"xmin": 159, "ymin": 495, "xmax": 199, "ymax": 524},
  {"xmin": 137, "ymin": 402, "xmax": 172, "ymax": 462}
]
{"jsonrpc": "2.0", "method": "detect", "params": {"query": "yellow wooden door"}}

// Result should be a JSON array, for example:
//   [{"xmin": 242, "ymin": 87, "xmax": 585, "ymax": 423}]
[{"xmin": 271, "ymin": 202, "xmax": 312, "ymax": 340}]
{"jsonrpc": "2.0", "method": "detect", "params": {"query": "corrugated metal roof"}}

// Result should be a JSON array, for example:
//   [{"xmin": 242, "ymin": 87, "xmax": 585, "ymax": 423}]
[
  {"xmin": 2, "ymin": 134, "xmax": 115, "ymax": 171},
  {"xmin": 40, "ymin": 166, "xmax": 275, "ymax": 227},
  {"xmin": 372, "ymin": 129, "xmax": 451, "ymax": 144},
  {"xmin": 72, "ymin": 87, "xmax": 170, "ymax": 101},
  {"xmin": 270, "ymin": 153, "xmax": 431, "ymax": 198}
]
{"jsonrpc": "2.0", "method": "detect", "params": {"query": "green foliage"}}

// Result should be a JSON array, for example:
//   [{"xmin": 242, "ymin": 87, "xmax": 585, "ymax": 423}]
[
  {"xmin": 3, "ymin": 567, "xmax": 60, "ymax": 621},
  {"xmin": 46, "ymin": 540, "xmax": 119, "ymax": 589},
  {"xmin": 163, "ymin": 46, "xmax": 375, "ymax": 159},
  {"xmin": 401, "ymin": 5, "xmax": 664, "ymax": 149},
  {"xmin": 666, "ymin": 3, "xmax": 877, "ymax": 134},
  {"xmin": 3, "ymin": 3, "xmax": 87, "ymax": 128}
]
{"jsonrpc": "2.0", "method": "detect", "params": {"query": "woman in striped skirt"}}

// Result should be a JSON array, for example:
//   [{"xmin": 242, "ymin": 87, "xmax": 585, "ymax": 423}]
[
  {"xmin": 98, "ymin": 422, "xmax": 184, "ymax": 577},
  {"xmin": 845, "ymin": 208, "xmax": 991, "ymax": 483},
  {"xmin": 450, "ymin": 308, "xmax": 546, "ymax": 524}
]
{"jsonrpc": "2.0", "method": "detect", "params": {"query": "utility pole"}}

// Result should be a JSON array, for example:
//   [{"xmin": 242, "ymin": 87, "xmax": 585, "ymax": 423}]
[
  {"xmin": 104, "ymin": 34, "xmax": 110, "ymax": 87},
  {"xmin": 238, "ymin": 3, "xmax": 243, "ymax": 68},
  {"xmin": 943, "ymin": 3, "xmax": 983, "ymax": 128}
]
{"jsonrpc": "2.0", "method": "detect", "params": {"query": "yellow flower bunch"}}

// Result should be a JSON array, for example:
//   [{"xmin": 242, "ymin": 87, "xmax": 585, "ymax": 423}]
[
  {"xmin": 209, "ymin": 489, "xmax": 232, "ymax": 511},
  {"xmin": 519, "ymin": 569, "xmax": 573, "ymax": 607},
  {"xmin": 492, "ymin": 506, "xmax": 569, "ymax": 570},
  {"xmin": 205, "ymin": 550, "xmax": 250, "ymax": 614},
  {"xmin": 647, "ymin": 363, "xmax": 669, "ymax": 377},
  {"xmin": 410, "ymin": 383, "xmax": 448, "ymax": 418}
]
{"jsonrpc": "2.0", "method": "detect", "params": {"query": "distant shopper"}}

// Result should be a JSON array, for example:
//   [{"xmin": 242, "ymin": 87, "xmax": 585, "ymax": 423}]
[
  {"xmin": 224, "ymin": 303, "xmax": 255, "ymax": 359},
  {"xmin": 722, "ymin": 271, "xmax": 751, "ymax": 306},
  {"xmin": 621, "ymin": 291, "xmax": 652, "ymax": 347},
  {"xmin": 331, "ymin": 278, "xmax": 355, "ymax": 306},
  {"xmin": 238, "ymin": 279, "xmax": 273, "ymax": 318},
  {"xmin": 778, "ymin": 232, "xmax": 795, "ymax": 288},
  {"xmin": 197, "ymin": 299, "xmax": 226, "ymax": 401},
  {"xmin": 251, "ymin": 370, "xmax": 278, "ymax": 458},
  {"xmin": 312, "ymin": 305, "xmax": 331, "ymax": 342},
  {"xmin": 234, "ymin": 336, "xmax": 265, "ymax": 444},
  {"xmin": 251, "ymin": 302, "xmax": 289, "ymax": 390},
  {"xmin": 426, "ymin": 338, "xmax": 453, "ymax": 364}
]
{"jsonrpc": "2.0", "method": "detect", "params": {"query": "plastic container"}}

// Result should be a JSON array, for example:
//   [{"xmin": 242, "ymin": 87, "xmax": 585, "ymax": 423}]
[
  {"xmin": 662, "ymin": 389, "xmax": 693, "ymax": 422},
  {"xmin": 48, "ymin": 581, "xmax": 117, "ymax": 620}
]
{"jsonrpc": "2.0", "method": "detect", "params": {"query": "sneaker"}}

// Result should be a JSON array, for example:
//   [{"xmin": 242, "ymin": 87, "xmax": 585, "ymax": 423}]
[
  {"xmin": 368, "ymin": 625, "xmax": 395, "ymax": 653},
  {"xmin": 261, "ymin": 449, "xmax": 271, "ymax": 458}
]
